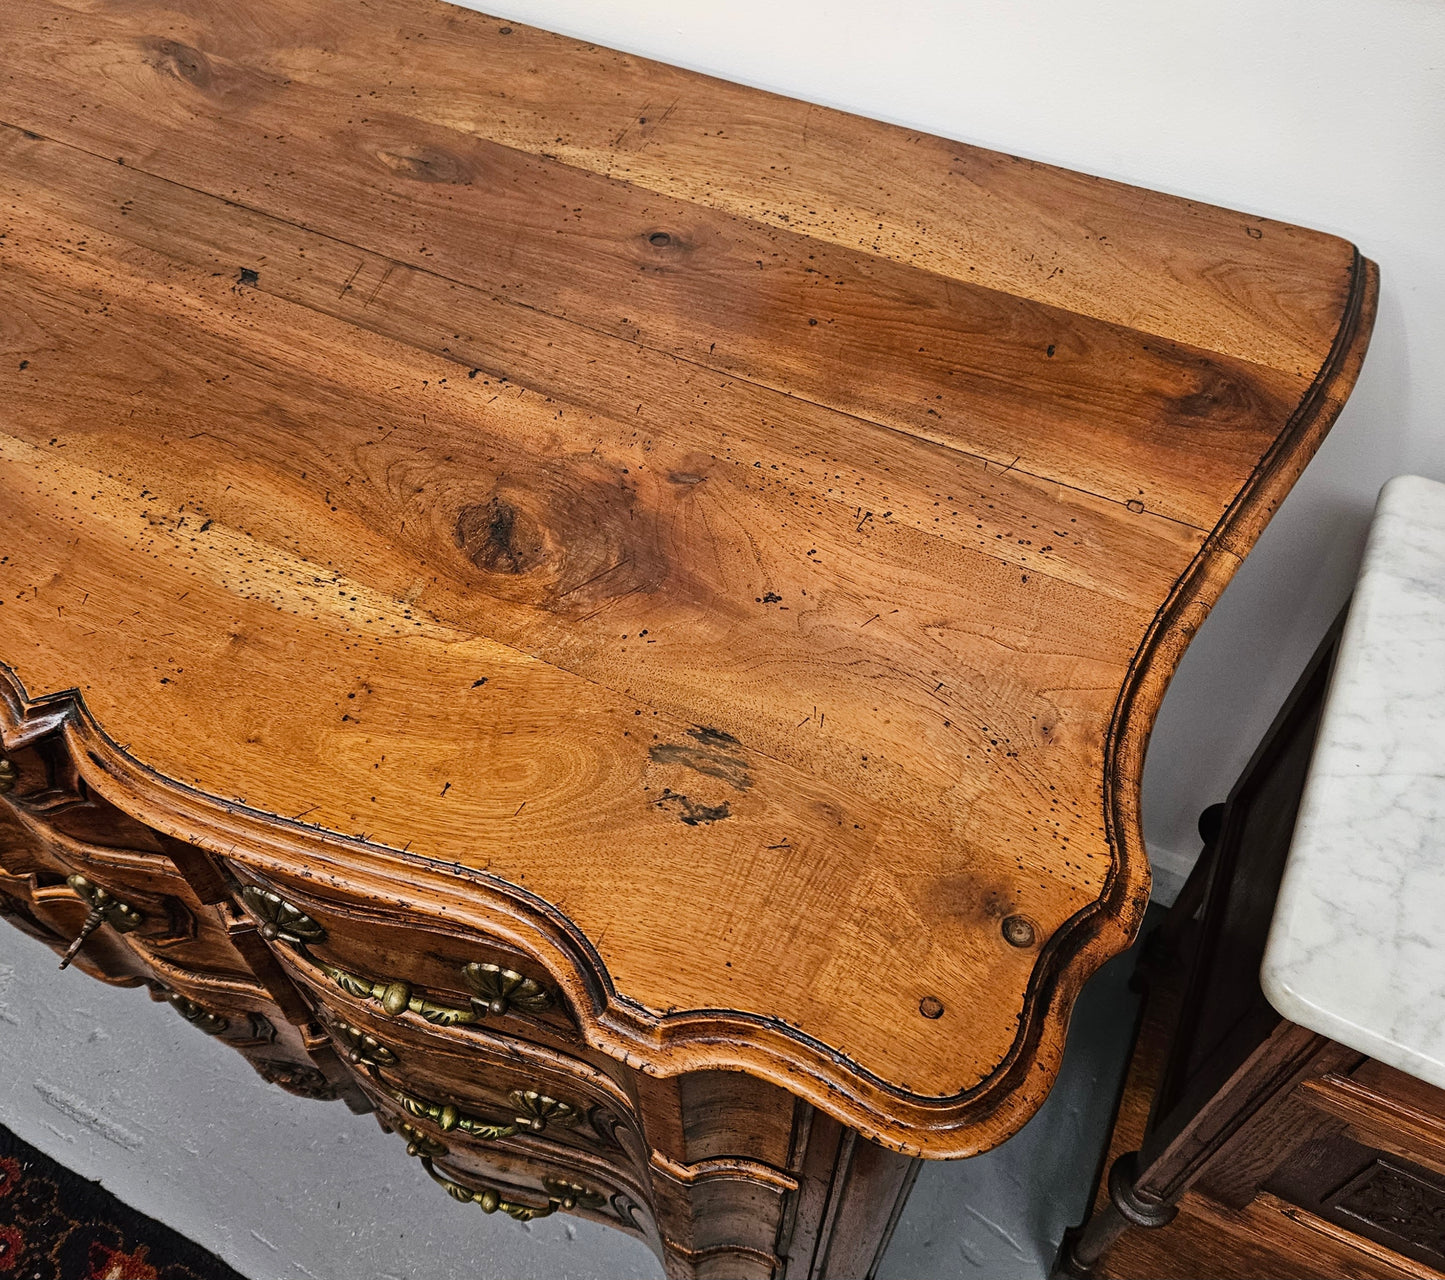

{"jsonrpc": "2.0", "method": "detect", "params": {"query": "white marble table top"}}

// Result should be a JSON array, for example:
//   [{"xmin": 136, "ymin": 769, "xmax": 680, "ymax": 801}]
[{"xmin": 1262, "ymin": 474, "xmax": 1445, "ymax": 1087}]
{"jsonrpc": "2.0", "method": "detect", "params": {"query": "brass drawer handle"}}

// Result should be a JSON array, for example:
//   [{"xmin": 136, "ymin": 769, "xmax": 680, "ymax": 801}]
[
  {"xmin": 240, "ymin": 885, "xmax": 324, "ymax": 946},
  {"xmin": 165, "ymin": 992, "xmax": 229, "ymax": 1036},
  {"xmin": 332, "ymin": 1019, "xmax": 398, "ymax": 1068},
  {"xmin": 393, "ymin": 1088, "xmax": 515, "ymax": 1140},
  {"xmin": 59, "ymin": 874, "xmax": 143, "ymax": 970},
  {"xmin": 320, "ymin": 966, "xmax": 478, "ymax": 1026},
  {"xmin": 392, "ymin": 1120, "xmax": 447, "ymax": 1158},
  {"xmin": 320, "ymin": 963, "xmax": 557, "ymax": 1026},
  {"xmin": 462, "ymin": 963, "xmax": 553, "ymax": 1016},
  {"xmin": 238, "ymin": 888, "xmax": 558, "ymax": 1024},
  {"xmin": 237, "ymin": 888, "xmax": 462, "ymax": 1022},
  {"xmin": 391, "ymin": 1086, "xmax": 576, "ymax": 1139},
  {"xmin": 418, "ymin": 1157, "xmax": 603, "ymax": 1221}
]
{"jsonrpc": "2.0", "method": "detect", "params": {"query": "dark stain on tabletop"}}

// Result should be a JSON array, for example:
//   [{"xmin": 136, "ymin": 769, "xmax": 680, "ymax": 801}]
[
  {"xmin": 655, "ymin": 789, "xmax": 731, "ymax": 826},
  {"xmin": 649, "ymin": 725, "xmax": 752, "ymax": 792}
]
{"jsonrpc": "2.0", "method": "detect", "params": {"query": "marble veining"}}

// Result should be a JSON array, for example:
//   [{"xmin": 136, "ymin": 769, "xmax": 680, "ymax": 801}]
[{"xmin": 1262, "ymin": 474, "xmax": 1445, "ymax": 1087}]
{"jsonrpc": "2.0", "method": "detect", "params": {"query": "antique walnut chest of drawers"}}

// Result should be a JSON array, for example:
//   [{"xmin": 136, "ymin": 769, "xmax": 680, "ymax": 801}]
[{"xmin": 0, "ymin": 0, "xmax": 1375, "ymax": 1274}]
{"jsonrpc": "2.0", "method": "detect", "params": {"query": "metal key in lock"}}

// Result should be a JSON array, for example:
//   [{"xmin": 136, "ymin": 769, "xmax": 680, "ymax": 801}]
[{"xmin": 58, "ymin": 874, "xmax": 143, "ymax": 969}]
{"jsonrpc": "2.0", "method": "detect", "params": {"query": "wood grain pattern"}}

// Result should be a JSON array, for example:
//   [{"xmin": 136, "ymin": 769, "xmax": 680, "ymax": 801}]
[
  {"xmin": 1298, "ymin": 1073, "xmax": 1445, "ymax": 1183},
  {"xmin": 0, "ymin": 0, "xmax": 1375, "ymax": 1156}
]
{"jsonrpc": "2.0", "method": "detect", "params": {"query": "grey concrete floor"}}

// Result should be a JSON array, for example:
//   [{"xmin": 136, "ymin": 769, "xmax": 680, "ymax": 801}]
[
  {"xmin": 878, "ymin": 931, "xmax": 1145, "ymax": 1278},
  {"xmin": 0, "ymin": 919, "xmax": 1144, "ymax": 1279}
]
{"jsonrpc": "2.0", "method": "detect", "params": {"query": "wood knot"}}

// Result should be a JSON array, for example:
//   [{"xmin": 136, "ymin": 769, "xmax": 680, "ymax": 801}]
[
  {"xmin": 450, "ymin": 464, "xmax": 668, "ymax": 610},
  {"xmin": 455, "ymin": 498, "xmax": 548, "ymax": 576},
  {"xmin": 1168, "ymin": 364, "xmax": 1263, "ymax": 423}
]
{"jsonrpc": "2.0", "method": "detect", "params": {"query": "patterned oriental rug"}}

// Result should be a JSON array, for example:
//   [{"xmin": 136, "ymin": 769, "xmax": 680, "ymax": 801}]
[{"xmin": 0, "ymin": 1126, "xmax": 246, "ymax": 1280}]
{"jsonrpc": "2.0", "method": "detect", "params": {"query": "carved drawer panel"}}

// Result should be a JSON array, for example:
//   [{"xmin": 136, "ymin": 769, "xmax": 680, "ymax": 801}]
[
  {"xmin": 278, "ymin": 937, "xmax": 648, "ymax": 1169},
  {"xmin": 366, "ymin": 1081, "xmax": 657, "ymax": 1246},
  {"xmin": 0, "ymin": 788, "xmax": 72, "ymax": 879},
  {"xmin": 0, "ymin": 808, "xmax": 146, "ymax": 983},
  {"xmin": 0, "ymin": 778, "xmax": 253, "ymax": 979},
  {"xmin": 0, "ymin": 737, "xmax": 169, "ymax": 856},
  {"xmin": 140, "ymin": 936, "xmax": 367, "ymax": 1108},
  {"xmin": 226, "ymin": 864, "xmax": 615, "ymax": 1063},
  {"xmin": 0, "ymin": 857, "xmax": 152, "ymax": 987},
  {"xmin": 0, "ymin": 826, "xmax": 342, "ymax": 1106},
  {"xmin": 143, "ymin": 951, "xmax": 300, "ymax": 1055},
  {"xmin": 12, "ymin": 835, "xmax": 248, "ymax": 978},
  {"xmin": 649, "ymin": 1157, "xmax": 791, "ymax": 1262},
  {"xmin": 1325, "ymin": 1156, "xmax": 1445, "ymax": 1269},
  {"xmin": 319, "ymin": 953, "xmax": 792, "ymax": 1270},
  {"xmin": 1266, "ymin": 1126, "xmax": 1445, "ymax": 1275}
]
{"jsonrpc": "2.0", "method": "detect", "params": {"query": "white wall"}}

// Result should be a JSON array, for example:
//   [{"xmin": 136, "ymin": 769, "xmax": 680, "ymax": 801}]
[{"xmin": 450, "ymin": 0, "xmax": 1445, "ymax": 892}]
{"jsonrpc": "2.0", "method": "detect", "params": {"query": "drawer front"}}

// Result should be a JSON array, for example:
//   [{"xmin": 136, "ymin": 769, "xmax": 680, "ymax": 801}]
[
  {"xmin": 274, "ymin": 933, "xmax": 648, "ymax": 1170},
  {"xmin": 144, "ymin": 950, "xmax": 302, "ymax": 1059},
  {"xmin": 0, "ymin": 766, "xmax": 255, "ymax": 979},
  {"xmin": 312, "ymin": 950, "xmax": 791, "ymax": 1267},
  {"xmin": 227, "ymin": 864, "xmax": 614, "ymax": 1066},
  {"xmin": 367, "ymin": 1083, "xmax": 657, "ymax": 1245},
  {"xmin": 651, "ymin": 1165, "xmax": 789, "ymax": 1260},
  {"xmin": 140, "ymin": 951, "xmax": 349, "ymax": 1101},
  {"xmin": 0, "ymin": 812, "xmax": 346, "ymax": 1104},
  {"xmin": 0, "ymin": 738, "xmax": 172, "ymax": 856},
  {"xmin": 0, "ymin": 858, "xmax": 152, "ymax": 987},
  {"xmin": 1267, "ymin": 1129, "xmax": 1445, "ymax": 1274}
]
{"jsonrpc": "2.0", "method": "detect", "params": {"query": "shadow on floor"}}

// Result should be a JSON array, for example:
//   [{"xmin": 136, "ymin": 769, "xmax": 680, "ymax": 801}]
[{"xmin": 878, "ymin": 908, "xmax": 1156, "ymax": 1280}]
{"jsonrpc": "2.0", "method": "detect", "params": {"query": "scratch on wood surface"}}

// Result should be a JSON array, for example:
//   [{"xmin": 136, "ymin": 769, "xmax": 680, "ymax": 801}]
[
  {"xmin": 0, "ymin": 431, "xmax": 470, "ymax": 642},
  {"xmin": 338, "ymin": 260, "xmax": 363, "ymax": 299},
  {"xmin": 363, "ymin": 261, "xmax": 395, "ymax": 308}
]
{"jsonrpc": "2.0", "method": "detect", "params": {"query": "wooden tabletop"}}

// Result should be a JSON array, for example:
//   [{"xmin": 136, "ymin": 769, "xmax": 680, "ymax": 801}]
[{"xmin": 0, "ymin": 0, "xmax": 1375, "ymax": 1155}]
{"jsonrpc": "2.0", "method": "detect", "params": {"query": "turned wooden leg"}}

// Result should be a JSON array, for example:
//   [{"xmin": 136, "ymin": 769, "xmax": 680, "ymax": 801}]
[{"xmin": 1056, "ymin": 1151, "xmax": 1178, "ymax": 1276}]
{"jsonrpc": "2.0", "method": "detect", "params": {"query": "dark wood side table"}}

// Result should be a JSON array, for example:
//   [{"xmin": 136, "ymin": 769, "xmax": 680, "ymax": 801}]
[{"xmin": 1063, "ymin": 476, "xmax": 1445, "ymax": 1280}]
